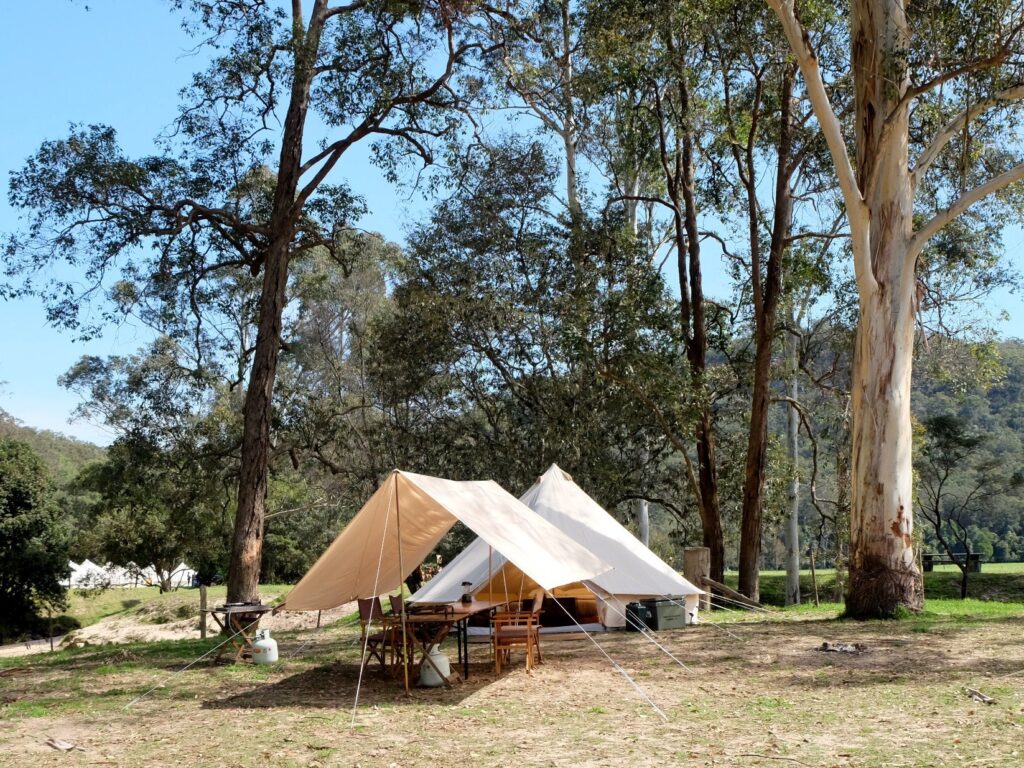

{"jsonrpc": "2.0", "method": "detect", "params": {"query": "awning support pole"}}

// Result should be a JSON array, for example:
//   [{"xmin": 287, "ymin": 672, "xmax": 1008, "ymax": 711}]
[{"xmin": 395, "ymin": 472, "xmax": 411, "ymax": 696}]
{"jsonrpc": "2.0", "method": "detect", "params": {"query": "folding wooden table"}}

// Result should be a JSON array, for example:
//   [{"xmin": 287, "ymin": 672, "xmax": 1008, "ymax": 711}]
[
  {"xmin": 399, "ymin": 599, "xmax": 507, "ymax": 685},
  {"xmin": 203, "ymin": 604, "xmax": 274, "ymax": 663}
]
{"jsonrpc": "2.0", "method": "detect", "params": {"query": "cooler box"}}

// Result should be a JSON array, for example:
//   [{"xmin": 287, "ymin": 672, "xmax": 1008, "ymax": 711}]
[
  {"xmin": 624, "ymin": 601, "xmax": 652, "ymax": 631},
  {"xmin": 640, "ymin": 598, "xmax": 688, "ymax": 630}
]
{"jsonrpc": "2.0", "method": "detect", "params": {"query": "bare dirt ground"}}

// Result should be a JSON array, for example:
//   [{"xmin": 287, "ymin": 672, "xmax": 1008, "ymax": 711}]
[
  {"xmin": 2, "ymin": 611, "xmax": 1023, "ymax": 768},
  {"xmin": 0, "ymin": 593, "xmax": 355, "ymax": 658}
]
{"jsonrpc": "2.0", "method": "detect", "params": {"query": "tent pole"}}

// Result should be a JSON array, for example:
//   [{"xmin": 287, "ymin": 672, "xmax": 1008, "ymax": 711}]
[
  {"xmin": 395, "ymin": 472, "xmax": 411, "ymax": 696},
  {"xmin": 488, "ymin": 546, "xmax": 494, "ymax": 663}
]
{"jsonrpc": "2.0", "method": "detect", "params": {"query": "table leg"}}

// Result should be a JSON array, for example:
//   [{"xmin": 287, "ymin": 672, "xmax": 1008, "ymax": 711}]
[
  {"xmin": 461, "ymin": 620, "xmax": 469, "ymax": 680},
  {"xmin": 209, "ymin": 613, "xmax": 228, "ymax": 662}
]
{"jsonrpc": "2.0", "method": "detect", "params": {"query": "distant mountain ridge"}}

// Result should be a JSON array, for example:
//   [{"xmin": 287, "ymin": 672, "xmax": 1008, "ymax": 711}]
[{"xmin": 0, "ymin": 409, "xmax": 106, "ymax": 485}]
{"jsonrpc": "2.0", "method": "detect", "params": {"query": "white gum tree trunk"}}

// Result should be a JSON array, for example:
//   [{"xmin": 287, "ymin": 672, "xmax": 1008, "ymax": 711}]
[
  {"xmin": 769, "ymin": 0, "xmax": 1024, "ymax": 616},
  {"xmin": 844, "ymin": 0, "xmax": 924, "ymax": 615}
]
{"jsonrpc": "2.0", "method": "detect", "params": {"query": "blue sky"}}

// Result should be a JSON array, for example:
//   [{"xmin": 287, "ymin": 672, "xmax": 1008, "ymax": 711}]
[
  {"xmin": 2, "ymin": 1, "xmax": 1023, "ymax": 445},
  {"xmin": 0, "ymin": 1, "xmax": 416, "ymax": 443}
]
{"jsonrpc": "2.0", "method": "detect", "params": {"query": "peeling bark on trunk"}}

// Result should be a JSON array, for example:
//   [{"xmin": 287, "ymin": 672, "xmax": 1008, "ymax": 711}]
[
  {"xmin": 766, "ymin": 0, "xmax": 937, "ymax": 618},
  {"xmin": 845, "ymin": 0, "xmax": 923, "ymax": 618},
  {"xmin": 847, "ymin": 286, "xmax": 922, "ymax": 616}
]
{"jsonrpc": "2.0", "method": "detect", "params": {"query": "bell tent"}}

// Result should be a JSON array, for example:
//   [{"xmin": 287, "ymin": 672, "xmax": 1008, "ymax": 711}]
[
  {"xmin": 279, "ymin": 469, "xmax": 613, "ymax": 612},
  {"xmin": 410, "ymin": 464, "xmax": 703, "ymax": 627}
]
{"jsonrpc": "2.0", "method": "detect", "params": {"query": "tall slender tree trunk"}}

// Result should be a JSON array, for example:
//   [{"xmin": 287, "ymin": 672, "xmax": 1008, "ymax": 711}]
[
  {"xmin": 662, "ymin": 27, "xmax": 725, "ymax": 584},
  {"xmin": 638, "ymin": 498, "xmax": 650, "ymax": 546},
  {"xmin": 785, "ymin": 324, "xmax": 801, "ymax": 605},
  {"xmin": 227, "ymin": 4, "xmax": 325, "ymax": 604},
  {"xmin": 559, "ymin": 0, "xmax": 581, "ymax": 223},
  {"xmin": 845, "ymin": 0, "xmax": 923, "ymax": 617},
  {"xmin": 737, "ymin": 67, "xmax": 795, "ymax": 602}
]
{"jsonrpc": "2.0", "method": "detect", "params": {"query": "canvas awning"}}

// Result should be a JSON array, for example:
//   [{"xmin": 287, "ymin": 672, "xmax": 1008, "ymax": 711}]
[{"xmin": 279, "ymin": 470, "xmax": 614, "ymax": 612}]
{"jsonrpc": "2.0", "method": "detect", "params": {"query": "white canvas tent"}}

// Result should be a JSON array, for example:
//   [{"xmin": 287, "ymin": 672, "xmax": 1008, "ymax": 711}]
[
  {"xmin": 280, "ymin": 470, "xmax": 614, "ymax": 612},
  {"xmin": 168, "ymin": 562, "xmax": 197, "ymax": 589},
  {"xmin": 410, "ymin": 464, "xmax": 703, "ymax": 628}
]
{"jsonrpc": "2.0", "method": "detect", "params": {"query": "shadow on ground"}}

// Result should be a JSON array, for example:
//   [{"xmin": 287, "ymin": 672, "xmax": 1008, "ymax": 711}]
[{"xmin": 202, "ymin": 660, "xmax": 502, "ymax": 710}]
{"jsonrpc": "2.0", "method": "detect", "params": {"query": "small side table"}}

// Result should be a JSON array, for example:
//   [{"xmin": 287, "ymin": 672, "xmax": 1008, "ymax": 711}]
[{"xmin": 203, "ymin": 604, "xmax": 274, "ymax": 663}]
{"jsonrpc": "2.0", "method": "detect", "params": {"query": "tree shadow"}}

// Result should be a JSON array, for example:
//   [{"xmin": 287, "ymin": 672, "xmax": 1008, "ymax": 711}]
[{"xmin": 202, "ymin": 660, "xmax": 501, "ymax": 710}]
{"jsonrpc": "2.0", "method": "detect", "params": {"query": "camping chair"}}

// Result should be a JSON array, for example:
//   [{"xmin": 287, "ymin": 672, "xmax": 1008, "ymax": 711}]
[
  {"xmin": 491, "ymin": 591, "xmax": 544, "ymax": 674},
  {"xmin": 357, "ymin": 597, "xmax": 391, "ymax": 673},
  {"xmin": 388, "ymin": 593, "xmax": 404, "ymax": 615}
]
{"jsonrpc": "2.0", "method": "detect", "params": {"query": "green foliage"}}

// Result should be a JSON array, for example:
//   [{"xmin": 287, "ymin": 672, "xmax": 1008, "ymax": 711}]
[
  {"xmin": 0, "ymin": 439, "xmax": 70, "ymax": 641},
  {"xmin": 76, "ymin": 435, "xmax": 228, "ymax": 587},
  {"xmin": 0, "ymin": 409, "xmax": 105, "ymax": 486}
]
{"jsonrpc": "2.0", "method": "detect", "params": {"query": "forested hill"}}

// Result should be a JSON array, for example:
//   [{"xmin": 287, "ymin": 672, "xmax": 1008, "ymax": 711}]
[
  {"xmin": 0, "ymin": 409, "xmax": 105, "ymax": 485},
  {"xmin": 909, "ymin": 338, "xmax": 1024, "ymax": 561},
  {"xmin": 914, "ymin": 338, "xmax": 1024, "ymax": 440}
]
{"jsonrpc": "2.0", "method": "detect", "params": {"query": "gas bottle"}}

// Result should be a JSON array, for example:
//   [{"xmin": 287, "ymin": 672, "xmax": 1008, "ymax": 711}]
[
  {"xmin": 418, "ymin": 644, "xmax": 450, "ymax": 687},
  {"xmin": 252, "ymin": 628, "xmax": 279, "ymax": 664}
]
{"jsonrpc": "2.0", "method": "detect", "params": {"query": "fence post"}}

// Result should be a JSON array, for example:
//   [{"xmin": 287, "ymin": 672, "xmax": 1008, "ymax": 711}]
[
  {"xmin": 199, "ymin": 584, "xmax": 208, "ymax": 639},
  {"xmin": 683, "ymin": 547, "xmax": 711, "ymax": 611}
]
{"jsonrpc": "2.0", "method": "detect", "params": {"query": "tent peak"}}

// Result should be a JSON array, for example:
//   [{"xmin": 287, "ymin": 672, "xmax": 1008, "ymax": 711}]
[{"xmin": 542, "ymin": 463, "xmax": 573, "ymax": 482}]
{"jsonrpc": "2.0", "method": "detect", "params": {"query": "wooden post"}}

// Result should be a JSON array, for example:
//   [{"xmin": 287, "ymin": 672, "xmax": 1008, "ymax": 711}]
[
  {"xmin": 808, "ymin": 546, "xmax": 820, "ymax": 607},
  {"xmin": 395, "ymin": 472, "xmax": 411, "ymax": 695},
  {"xmin": 684, "ymin": 547, "xmax": 711, "ymax": 611},
  {"xmin": 316, "ymin": 610, "xmax": 322, "ymax": 628},
  {"xmin": 199, "ymin": 585, "xmax": 208, "ymax": 639}
]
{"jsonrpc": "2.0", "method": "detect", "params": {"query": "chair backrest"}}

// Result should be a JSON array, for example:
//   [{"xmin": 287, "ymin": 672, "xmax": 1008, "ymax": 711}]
[
  {"xmin": 389, "ymin": 594, "xmax": 404, "ymax": 615},
  {"xmin": 491, "ymin": 611, "xmax": 538, "ymax": 632},
  {"xmin": 530, "ymin": 590, "xmax": 545, "ymax": 614},
  {"xmin": 357, "ymin": 597, "xmax": 385, "ymax": 624}
]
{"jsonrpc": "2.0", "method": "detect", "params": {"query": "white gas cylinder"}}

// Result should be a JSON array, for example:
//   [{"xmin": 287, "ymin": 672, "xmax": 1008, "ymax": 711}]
[
  {"xmin": 419, "ymin": 644, "xmax": 450, "ymax": 687},
  {"xmin": 252, "ymin": 628, "xmax": 279, "ymax": 664}
]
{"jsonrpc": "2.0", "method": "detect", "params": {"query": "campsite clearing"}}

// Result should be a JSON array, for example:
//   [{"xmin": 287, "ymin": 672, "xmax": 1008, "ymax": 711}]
[{"xmin": 2, "ymin": 600, "xmax": 1023, "ymax": 768}]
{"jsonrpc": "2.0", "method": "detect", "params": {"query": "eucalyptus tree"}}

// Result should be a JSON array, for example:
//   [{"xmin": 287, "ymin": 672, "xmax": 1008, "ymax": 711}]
[
  {"xmin": 583, "ymin": 0, "xmax": 728, "ymax": 581},
  {"xmin": 705, "ymin": 0, "xmax": 847, "ymax": 601},
  {"xmin": 486, "ymin": 0, "xmax": 587, "ymax": 222},
  {"xmin": 5, "ymin": 0, "xmax": 491, "ymax": 602},
  {"xmin": 378, "ymin": 137, "xmax": 689, "ymax": 516},
  {"xmin": 766, "ymin": 0, "xmax": 1024, "ymax": 616}
]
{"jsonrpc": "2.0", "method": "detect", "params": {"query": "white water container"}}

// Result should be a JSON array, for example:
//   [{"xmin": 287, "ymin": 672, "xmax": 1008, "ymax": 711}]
[
  {"xmin": 685, "ymin": 593, "xmax": 700, "ymax": 625},
  {"xmin": 419, "ymin": 644, "xmax": 450, "ymax": 687},
  {"xmin": 252, "ymin": 629, "xmax": 279, "ymax": 664}
]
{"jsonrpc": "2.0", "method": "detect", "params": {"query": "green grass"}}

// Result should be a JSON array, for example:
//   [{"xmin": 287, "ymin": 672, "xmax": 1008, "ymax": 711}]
[
  {"xmin": 62, "ymin": 584, "xmax": 294, "ymax": 630},
  {"xmin": 2, "ymin": 588, "xmax": 1024, "ymax": 768},
  {"xmin": 730, "ymin": 563, "xmax": 1024, "ymax": 606}
]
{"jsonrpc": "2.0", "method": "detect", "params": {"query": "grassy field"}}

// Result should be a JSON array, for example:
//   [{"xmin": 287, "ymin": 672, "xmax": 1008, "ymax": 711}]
[
  {"xmin": 737, "ymin": 563, "xmax": 1024, "ymax": 606},
  {"xmin": 2, "ymin": 593, "xmax": 1023, "ymax": 767},
  {"xmin": 64, "ymin": 585, "xmax": 294, "ymax": 629}
]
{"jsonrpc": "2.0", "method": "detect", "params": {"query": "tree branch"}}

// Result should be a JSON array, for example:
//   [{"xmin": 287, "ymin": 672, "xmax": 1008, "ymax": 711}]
[
  {"xmin": 764, "ymin": 0, "xmax": 874, "ymax": 296},
  {"xmin": 911, "ymin": 84, "xmax": 1024, "ymax": 184},
  {"xmin": 909, "ymin": 160, "xmax": 1024, "ymax": 259}
]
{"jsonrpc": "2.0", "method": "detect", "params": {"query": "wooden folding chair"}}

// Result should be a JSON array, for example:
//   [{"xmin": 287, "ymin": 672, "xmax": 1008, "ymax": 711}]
[
  {"xmin": 357, "ymin": 597, "xmax": 390, "ymax": 673},
  {"xmin": 491, "ymin": 592, "xmax": 544, "ymax": 674}
]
